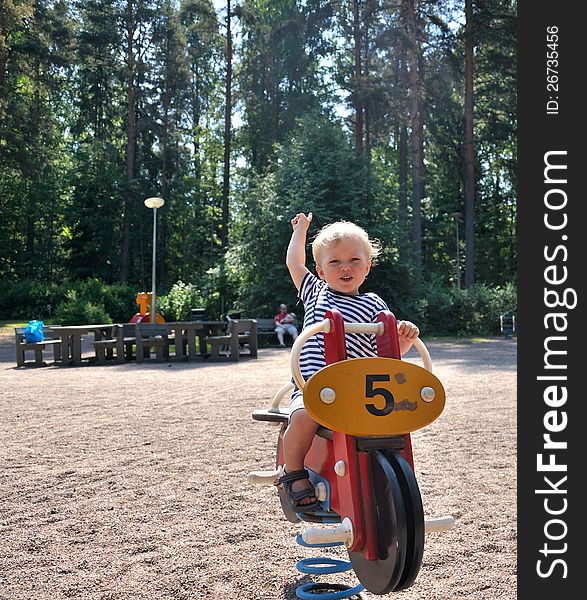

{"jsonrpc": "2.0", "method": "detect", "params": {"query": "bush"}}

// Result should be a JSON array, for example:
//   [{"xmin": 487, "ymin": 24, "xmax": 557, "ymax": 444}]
[
  {"xmin": 77, "ymin": 279, "xmax": 135, "ymax": 322},
  {"xmin": 157, "ymin": 281, "xmax": 206, "ymax": 321},
  {"xmin": 0, "ymin": 280, "xmax": 65, "ymax": 320},
  {"xmin": 53, "ymin": 290, "xmax": 112, "ymax": 325},
  {"xmin": 0, "ymin": 275, "xmax": 516, "ymax": 335},
  {"xmin": 0, "ymin": 278, "xmax": 135, "ymax": 324},
  {"xmin": 395, "ymin": 281, "xmax": 517, "ymax": 336}
]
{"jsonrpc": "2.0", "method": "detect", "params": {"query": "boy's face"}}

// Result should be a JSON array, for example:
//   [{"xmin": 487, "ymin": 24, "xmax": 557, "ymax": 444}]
[{"xmin": 316, "ymin": 239, "xmax": 371, "ymax": 295}]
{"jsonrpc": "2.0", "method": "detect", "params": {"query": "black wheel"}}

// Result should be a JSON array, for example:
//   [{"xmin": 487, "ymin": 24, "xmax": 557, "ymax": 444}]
[
  {"xmin": 348, "ymin": 450, "xmax": 407, "ymax": 595},
  {"xmin": 384, "ymin": 450, "xmax": 424, "ymax": 591}
]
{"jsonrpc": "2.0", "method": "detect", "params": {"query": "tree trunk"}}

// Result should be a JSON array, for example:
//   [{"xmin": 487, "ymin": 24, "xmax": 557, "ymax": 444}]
[
  {"xmin": 406, "ymin": 0, "xmax": 423, "ymax": 286},
  {"xmin": 191, "ymin": 68, "xmax": 201, "ymax": 182},
  {"xmin": 398, "ymin": 124, "xmax": 409, "ymax": 266},
  {"xmin": 0, "ymin": 47, "xmax": 9, "ymax": 91},
  {"xmin": 397, "ymin": 34, "xmax": 409, "ymax": 267},
  {"xmin": 364, "ymin": 13, "xmax": 371, "ymax": 156},
  {"xmin": 352, "ymin": 0, "xmax": 363, "ymax": 155},
  {"xmin": 160, "ymin": 36, "xmax": 170, "ymax": 288},
  {"xmin": 221, "ymin": 0, "xmax": 232, "ymax": 250},
  {"xmin": 26, "ymin": 56, "xmax": 42, "ymax": 277},
  {"xmin": 120, "ymin": 0, "xmax": 137, "ymax": 282},
  {"xmin": 464, "ymin": 0, "xmax": 475, "ymax": 287}
]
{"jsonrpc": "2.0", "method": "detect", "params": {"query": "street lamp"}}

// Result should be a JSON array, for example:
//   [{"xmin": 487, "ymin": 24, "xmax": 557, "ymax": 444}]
[
  {"xmin": 449, "ymin": 212, "xmax": 463, "ymax": 289},
  {"xmin": 144, "ymin": 196, "xmax": 165, "ymax": 322}
]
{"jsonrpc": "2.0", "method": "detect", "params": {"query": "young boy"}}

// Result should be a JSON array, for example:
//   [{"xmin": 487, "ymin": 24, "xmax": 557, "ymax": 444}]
[{"xmin": 279, "ymin": 212, "xmax": 420, "ymax": 512}]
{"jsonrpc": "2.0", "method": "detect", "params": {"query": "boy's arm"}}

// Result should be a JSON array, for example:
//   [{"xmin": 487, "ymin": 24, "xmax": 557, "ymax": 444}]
[{"xmin": 286, "ymin": 212, "xmax": 313, "ymax": 290}]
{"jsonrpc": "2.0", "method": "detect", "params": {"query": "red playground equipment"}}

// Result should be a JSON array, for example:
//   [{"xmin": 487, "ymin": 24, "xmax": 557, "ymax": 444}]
[
  {"xmin": 248, "ymin": 309, "xmax": 455, "ymax": 597},
  {"xmin": 130, "ymin": 292, "xmax": 165, "ymax": 324}
]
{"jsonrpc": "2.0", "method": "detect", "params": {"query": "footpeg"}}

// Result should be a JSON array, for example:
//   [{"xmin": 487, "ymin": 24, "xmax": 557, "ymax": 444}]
[
  {"xmin": 247, "ymin": 465, "xmax": 283, "ymax": 485},
  {"xmin": 301, "ymin": 517, "xmax": 354, "ymax": 548},
  {"xmin": 424, "ymin": 516, "xmax": 455, "ymax": 532}
]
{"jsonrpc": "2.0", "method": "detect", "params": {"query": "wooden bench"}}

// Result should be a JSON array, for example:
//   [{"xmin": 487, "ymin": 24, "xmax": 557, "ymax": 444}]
[
  {"xmin": 15, "ymin": 326, "xmax": 62, "ymax": 367},
  {"xmin": 205, "ymin": 319, "xmax": 258, "ymax": 361},
  {"xmin": 135, "ymin": 323, "xmax": 170, "ymax": 362},
  {"xmin": 93, "ymin": 323, "xmax": 137, "ymax": 364},
  {"xmin": 255, "ymin": 318, "xmax": 277, "ymax": 342},
  {"xmin": 254, "ymin": 317, "xmax": 299, "ymax": 346},
  {"xmin": 93, "ymin": 325, "xmax": 117, "ymax": 363}
]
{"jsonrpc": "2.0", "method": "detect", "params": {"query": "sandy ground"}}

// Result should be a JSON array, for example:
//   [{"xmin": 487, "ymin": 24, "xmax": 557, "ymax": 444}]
[{"xmin": 0, "ymin": 333, "xmax": 516, "ymax": 600}]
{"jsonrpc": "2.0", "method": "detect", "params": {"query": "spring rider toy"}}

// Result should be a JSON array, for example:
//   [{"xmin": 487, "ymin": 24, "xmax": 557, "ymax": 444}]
[
  {"xmin": 248, "ymin": 309, "xmax": 455, "ymax": 598},
  {"xmin": 130, "ymin": 292, "xmax": 165, "ymax": 323}
]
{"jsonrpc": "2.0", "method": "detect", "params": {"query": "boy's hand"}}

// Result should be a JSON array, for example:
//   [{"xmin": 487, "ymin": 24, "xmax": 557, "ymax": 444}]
[
  {"xmin": 287, "ymin": 213, "xmax": 312, "ymax": 290},
  {"xmin": 291, "ymin": 212, "xmax": 313, "ymax": 233},
  {"xmin": 397, "ymin": 320, "xmax": 420, "ymax": 341}
]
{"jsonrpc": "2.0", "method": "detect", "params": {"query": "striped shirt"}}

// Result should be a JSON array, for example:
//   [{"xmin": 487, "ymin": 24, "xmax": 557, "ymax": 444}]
[{"xmin": 291, "ymin": 271, "xmax": 389, "ymax": 401}]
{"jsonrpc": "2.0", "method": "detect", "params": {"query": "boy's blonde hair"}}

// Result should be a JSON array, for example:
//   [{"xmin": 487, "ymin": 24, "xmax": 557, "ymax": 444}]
[{"xmin": 311, "ymin": 221, "xmax": 381, "ymax": 265}]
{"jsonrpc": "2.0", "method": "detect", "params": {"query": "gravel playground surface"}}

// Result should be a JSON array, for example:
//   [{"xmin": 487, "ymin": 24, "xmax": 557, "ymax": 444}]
[{"xmin": 0, "ymin": 334, "xmax": 516, "ymax": 600}]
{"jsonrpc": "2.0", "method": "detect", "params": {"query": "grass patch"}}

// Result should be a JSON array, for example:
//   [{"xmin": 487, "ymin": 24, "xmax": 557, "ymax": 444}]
[{"xmin": 0, "ymin": 320, "xmax": 27, "ymax": 334}]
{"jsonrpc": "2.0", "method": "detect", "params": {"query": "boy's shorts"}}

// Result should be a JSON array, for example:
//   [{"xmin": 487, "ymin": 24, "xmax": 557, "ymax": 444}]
[{"xmin": 289, "ymin": 391, "xmax": 305, "ymax": 418}]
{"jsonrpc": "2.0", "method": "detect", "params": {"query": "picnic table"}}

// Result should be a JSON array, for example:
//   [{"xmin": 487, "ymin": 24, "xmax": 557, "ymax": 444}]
[
  {"xmin": 91, "ymin": 320, "xmax": 228, "ymax": 363},
  {"xmin": 51, "ymin": 324, "xmax": 115, "ymax": 365},
  {"xmin": 165, "ymin": 320, "xmax": 226, "ymax": 359},
  {"xmin": 44, "ymin": 320, "xmax": 232, "ymax": 365},
  {"xmin": 204, "ymin": 319, "xmax": 258, "ymax": 361}
]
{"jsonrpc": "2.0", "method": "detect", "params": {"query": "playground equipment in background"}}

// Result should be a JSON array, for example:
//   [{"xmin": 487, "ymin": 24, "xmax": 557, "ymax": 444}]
[
  {"xmin": 499, "ymin": 314, "xmax": 516, "ymax": 339},
  {"xmin": 248, "ymin": 309, "xmax": 455, "ymax": 597},
  {"xmin": 130, "ymin": 291, "xmax": 165, "ymax": 323}
]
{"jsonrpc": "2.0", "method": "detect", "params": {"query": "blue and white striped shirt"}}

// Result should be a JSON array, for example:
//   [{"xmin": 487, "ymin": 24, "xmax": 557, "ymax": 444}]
[{"xmin": 292, "ymin": 272, "xmax": 389, "ymax": 399}]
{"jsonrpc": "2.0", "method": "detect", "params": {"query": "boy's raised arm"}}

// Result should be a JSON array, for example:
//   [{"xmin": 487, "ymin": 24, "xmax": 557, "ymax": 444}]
[{"xmin": 286, "ymin": 212, "xmax": 313, "ymax": 290}]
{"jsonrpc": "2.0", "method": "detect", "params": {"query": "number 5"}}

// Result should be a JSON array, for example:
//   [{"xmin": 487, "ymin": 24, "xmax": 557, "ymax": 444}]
[{"xmin": 365, "ymin": 374, "xmax": 394, "ymax": 416}]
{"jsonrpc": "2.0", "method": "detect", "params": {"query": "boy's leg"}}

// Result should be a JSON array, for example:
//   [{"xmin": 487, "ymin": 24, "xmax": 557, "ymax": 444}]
[{"xmin": 283, "ymin": 408, "xmax": 319, "ymax": 504}]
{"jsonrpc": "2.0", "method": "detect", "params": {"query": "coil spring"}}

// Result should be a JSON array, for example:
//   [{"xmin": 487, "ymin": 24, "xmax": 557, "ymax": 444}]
[{"xmin": 294, "ymin": 534, "xmax": 365, "ymax": 600}]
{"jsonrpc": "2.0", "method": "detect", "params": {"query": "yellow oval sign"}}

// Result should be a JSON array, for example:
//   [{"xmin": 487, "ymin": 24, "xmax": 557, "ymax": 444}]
[{"xmin": 304, "ymin": 357, "xmax": 445, "ymax": 436}]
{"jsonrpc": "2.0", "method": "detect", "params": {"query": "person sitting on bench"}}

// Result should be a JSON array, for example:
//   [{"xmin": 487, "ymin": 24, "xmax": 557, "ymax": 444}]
[{"xmin": 274, "ymin": 304, "xmax": 298, "ymax": 347}]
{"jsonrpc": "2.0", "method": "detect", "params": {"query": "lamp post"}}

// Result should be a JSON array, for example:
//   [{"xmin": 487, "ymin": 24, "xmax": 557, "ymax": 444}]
[
  {"xmin": 144, "ymin": 197, "xmax": 165, "ymax": 322},
  {"xmin": 449, "ymin": 212, "xmax": 463, "ymax": 289}
]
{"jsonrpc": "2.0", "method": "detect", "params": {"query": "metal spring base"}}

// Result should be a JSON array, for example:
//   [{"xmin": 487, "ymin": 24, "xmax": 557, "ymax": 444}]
[{"xmin": 295, "ymin": 534, "xmax": 365, "ymax": 600}]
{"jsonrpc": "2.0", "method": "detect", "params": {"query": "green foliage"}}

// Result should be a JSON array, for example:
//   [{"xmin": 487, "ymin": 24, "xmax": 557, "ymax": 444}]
[
  {"xmin": 237, "ymin": 0, "xmax": 329, "ymax": 173},
  {"xmin": 229, "ymin": 112, "xmax": 390, "ymax": 316},
  {"xmin": 53, "ymin": 290, "xmax": 112, "ymax": 325},
  {"xmin": 0, "ymin": 278, "xmax": 135, "ymax": 323},
  {"xmin": 0, "ymin": 273, "xmax": 515, "ymax": 334},
  {"xmin": 157, "ymin": 280, "xmax": 206, "ymax": 321},
  {"xmin": 75, "ymin": 279, "xmax": 135, "ymax": 323},
  {"xmin": 0, "ymin": 280, "xmax": 65, "ymax": 320},
  {"xmin": 0, "ymin": 1, "xmax": 517, "ymax": 336},
  {"xmin": 395, "ymin": 279, "xmax": 517, "ymax": 336}
]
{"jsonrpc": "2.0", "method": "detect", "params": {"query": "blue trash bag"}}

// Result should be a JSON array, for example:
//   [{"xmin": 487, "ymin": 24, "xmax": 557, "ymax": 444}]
[{"xmin": 24, "ymin": 320, "xmax": 45, "ymax": 343}]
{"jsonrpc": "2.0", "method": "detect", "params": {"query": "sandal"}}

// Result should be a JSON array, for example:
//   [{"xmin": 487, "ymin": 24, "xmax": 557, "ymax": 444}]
[{"xmin": 277, "ymin": 468, "xmax": 321, "ymax": 513}]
